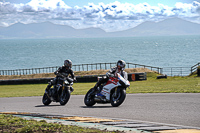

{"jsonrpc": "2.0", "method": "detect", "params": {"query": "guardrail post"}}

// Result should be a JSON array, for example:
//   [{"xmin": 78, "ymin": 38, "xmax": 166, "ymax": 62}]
[
  {"xmin": 171, "ymin": 68, "xmax": 172, "ymax": 76},
  {"xmin": 197, "ymin": 66, "xmax": 200, "ymax": 77},
  {"xmin": 87, "ymin": 64, "xmax": 88, "ymax": 71}
]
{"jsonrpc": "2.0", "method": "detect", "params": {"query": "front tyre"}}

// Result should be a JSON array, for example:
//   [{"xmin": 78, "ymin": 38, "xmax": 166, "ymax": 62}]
[
  {"xmin": 42, "ymin": 93, "xmax": 51, "ymax": 106},
  {"xmin": 60, "ymin": 88, "xmax": 70, "ymax": 105},
  {"xmin": 84, "ymin": 88, "xmax": 96, "ymax": 107},
  {"xmin": 111, "ymin": 89, "xmax": 126, "ymax": 107}
]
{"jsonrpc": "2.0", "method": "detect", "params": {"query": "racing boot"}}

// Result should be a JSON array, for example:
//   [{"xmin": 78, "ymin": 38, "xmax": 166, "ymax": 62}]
[
  {"xmin": 93, "ymin": 84, "xmax": 98, "ymax": 90},
  {"xmin": 70, "ymin": 87, "xmax": 74, "ymax": 92},
  {"xmin": 93, "ymin": 80, "xmax": 102, "ymax": 91}
]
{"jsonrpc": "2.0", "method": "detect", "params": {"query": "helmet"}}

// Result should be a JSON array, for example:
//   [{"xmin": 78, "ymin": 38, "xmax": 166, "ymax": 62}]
[
  {"xmin": 64, "ymin": 59, "xmax": 72, "ymax": 68},
  {"xmin": 117, "ymin": 60, "xmax": 126, "ymax": 70}
]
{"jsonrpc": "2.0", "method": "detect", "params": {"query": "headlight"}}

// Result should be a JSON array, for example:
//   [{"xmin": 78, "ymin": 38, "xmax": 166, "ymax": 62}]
[{"xmin": 64, "ymin": 80, "xmax": 69, "ymax": 84}]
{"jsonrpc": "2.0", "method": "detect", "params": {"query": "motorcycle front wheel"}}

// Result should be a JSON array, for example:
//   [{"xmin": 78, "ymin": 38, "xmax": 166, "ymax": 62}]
[
  {"xmin": 42, "ymin": 93, "xmax": 51, "ymax": 106},
  {"xmin": 84, "ymin": 88, "xmax": 96, "ymax": 107},
  {"xmin": 60, "ymin": 88, "xmax": 70, "ymax": 105},
  {"xmin": 110, "ymin": 89, "xmax": 126, "ymax": 107}
]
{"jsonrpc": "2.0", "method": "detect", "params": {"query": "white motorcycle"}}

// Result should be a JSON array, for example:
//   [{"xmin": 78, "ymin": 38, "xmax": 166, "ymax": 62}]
[{"xmin": 84, "ymin": 73, "xmax": 130, "ymax": 107}]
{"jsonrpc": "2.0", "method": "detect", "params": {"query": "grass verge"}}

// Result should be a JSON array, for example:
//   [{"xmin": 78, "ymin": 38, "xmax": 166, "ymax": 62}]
[
  {"xmin": 0, "ymin": 73, "xmax": 200, "ymax": 97},
  {"xmin": 0, "ymin": 114, "xmax": 119, "ymax": 133}
]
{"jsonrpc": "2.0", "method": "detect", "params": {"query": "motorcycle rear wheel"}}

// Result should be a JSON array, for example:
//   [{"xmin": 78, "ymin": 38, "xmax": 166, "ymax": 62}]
[
  {"xmin": 111, "ymin": 89, "xmax": 126, "ymax": 107},
  {"xmin": 84, "ymin": 88, "xmax": 96, "ymax": 107},
  {"xmin": 60, "ymin": 88, "xmax": 70, "ymax": 105},
  {"xmin": 42, "ymin": 93, "xmax": 51, "ymax": 106}
]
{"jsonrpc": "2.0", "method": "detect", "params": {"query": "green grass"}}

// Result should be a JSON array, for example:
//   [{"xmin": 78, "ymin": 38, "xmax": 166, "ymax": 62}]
[
  {"xmin": 0, "ymin": 73, "xmax": 200, "ymax": 97},
  {"xmin": 0, "ymin": 74, "xmax": 199, "ymax": 132},
  {"xmin": 0, "ymin": 114, "xmax": 118, "ymax": 133},
  {"xmin": 127, "ymin": 76, "xmax": 200, "ymax": 93}
]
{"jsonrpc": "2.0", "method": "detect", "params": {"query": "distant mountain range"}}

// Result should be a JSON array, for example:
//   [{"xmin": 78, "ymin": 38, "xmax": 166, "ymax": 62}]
[{"xmin": 0, "ymin": 18, "xmax": 200, "ymax": 39}]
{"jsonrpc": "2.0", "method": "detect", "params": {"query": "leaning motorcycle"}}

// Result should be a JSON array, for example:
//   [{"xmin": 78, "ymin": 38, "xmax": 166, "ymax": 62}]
[
  {"xmin": 42, "ymin": 76, "xmax": 74, "ymax": 106},
  {"xmin": 84, "ymin": 73, "xmax": 130, "ymax": 107}
]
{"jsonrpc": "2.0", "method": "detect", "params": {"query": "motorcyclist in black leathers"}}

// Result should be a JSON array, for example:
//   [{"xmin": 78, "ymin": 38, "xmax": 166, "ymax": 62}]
[
  {"xmin": 93, "ymin": 60, "xmax": 127, "ymax": 97},
  {"xmin": 45, "ymin": 59, "xmax": 76, "ymax": 93}
]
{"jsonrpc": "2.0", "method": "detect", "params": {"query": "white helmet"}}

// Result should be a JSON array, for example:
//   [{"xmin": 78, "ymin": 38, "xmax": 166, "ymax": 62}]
[{"xmin": 117, "ymin": 60, "xmax": 126, "ymax": 70}]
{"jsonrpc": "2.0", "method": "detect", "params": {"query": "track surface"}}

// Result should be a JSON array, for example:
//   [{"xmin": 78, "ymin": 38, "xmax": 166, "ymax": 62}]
[{"xmin": 0, "ymin": 93, "xmax": 200, "ymax": 128}]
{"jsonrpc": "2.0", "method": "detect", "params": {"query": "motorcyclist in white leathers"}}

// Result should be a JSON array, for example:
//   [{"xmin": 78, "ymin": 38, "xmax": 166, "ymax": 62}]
[{"xmin": 93, "ymin": 60, "xmax": 127, "ymax": 97}]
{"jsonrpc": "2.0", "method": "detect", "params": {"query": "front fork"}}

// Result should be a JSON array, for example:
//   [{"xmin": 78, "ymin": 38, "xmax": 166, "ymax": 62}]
[
  {"xmin": 63, "ymin": 82, "xmax": 73, "ymax": 93},
  {"xmin": 113, "ymin": 87, "xmax": 118, "ymax": 98}
]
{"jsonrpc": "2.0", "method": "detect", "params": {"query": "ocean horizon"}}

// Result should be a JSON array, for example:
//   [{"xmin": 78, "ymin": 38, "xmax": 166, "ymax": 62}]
[{"xmin": 0, "ymin": 35, "xmax": 199, "ymax": 71}]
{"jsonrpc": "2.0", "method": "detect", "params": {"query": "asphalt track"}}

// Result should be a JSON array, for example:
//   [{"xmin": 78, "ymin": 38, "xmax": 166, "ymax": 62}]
[{"xmin": 0, "ymin": 93, "xmax": 200, "ymax": 132}]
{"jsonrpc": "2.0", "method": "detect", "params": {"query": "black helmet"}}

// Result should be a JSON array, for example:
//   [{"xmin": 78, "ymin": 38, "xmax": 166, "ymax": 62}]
[
  {"xmin": 117, "ymin": 60, "xmax": 126, "ymax": 70},
  {"xmin": 64, "ymin": 59, "xmax": 72, "ymax": 68}
]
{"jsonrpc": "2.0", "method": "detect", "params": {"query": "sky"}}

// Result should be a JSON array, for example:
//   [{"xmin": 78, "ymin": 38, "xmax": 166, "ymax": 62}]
[{"xmin": 0, "ymin": 0, "xmax": 200, "ymax": 32}]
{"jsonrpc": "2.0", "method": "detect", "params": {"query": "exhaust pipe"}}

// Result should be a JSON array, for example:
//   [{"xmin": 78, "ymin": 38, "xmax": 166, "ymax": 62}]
[{"xmin": 94, "ymin": 97, "xmax": 101, "ymax": 102}]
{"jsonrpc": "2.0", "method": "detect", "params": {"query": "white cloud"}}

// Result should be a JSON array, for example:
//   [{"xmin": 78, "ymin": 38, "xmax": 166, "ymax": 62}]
[
  {"xmin": 0, "ymin": 0, "xmax": 199, "ymax": 32},
  {"xmin": 27, "ymin": 0, "xmax": 71, "ymax": 10}
]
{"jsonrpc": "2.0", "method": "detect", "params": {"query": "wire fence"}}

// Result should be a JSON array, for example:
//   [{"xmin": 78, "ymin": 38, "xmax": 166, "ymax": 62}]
[
  {"xmin": 0, "ymin": 62, "xmax": 162, "ymax": 76},
  {"xmin": 162, "ymin": 67, "xmax": 191, "ymax": 76},
  {"xmin": 1, "ymin": 62, "xmax": 199, "ymax": 76}
]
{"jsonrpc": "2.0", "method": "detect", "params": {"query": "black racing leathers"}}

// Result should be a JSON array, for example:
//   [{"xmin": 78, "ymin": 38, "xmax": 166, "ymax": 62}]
[
  {"xmin": 54, "ymin": 65, "xmax": 75, "ymax": 80},
  {"xmin": 46, "ymin": 65, "xmax": 75, "ymax": 90}
]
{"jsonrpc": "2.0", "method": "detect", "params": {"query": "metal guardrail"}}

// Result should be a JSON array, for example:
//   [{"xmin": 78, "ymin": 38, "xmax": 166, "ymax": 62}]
[
  {"xmin": 162, "ymin": 67, "xmax": 191, "ymax": 76},
  {"xmin": 162, "ymin": 62, "xmax": 200, "ymax": 76},
  {"xmin": 0, "ymin": 66, "xmax": 59, "ymax": 76},
  {"xmin": 73, "ymin": 63, "xmax": 163, "ymax": 74},
  {"xmin": 191, "ymin": 62, "xmax": 200, "ymax": 75},
  {"xmin": 1, "ymin": 62, "xmax": 199, "ymax": 76},
  {"xmin": 0, "ymin": 62, "xmax": 162, "ymax": 76}
]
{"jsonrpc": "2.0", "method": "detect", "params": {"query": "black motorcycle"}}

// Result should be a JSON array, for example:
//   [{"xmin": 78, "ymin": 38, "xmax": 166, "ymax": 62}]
[{"xmin": 42, "ymin": 76, "xmax": 74, "ymax": 106}]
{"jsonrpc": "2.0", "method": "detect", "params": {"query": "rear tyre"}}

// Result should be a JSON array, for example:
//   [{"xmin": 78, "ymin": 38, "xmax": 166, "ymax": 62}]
[
  {"xmin": 60, "ymin": 88, "xmax": 70, "ymax": 105},
  {"xmin": 84, "ymin": 88, "xmax": 96, "ymax": 107},
  {"xmin": 42, "ymin": 93, "xmax": 51, "ymax": 106},
  {"xmin": 111, "ymin": 89, "xmax": 126, "ymax": 107}
]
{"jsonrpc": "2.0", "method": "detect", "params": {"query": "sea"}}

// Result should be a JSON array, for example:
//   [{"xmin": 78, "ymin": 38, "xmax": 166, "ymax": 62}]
[{"xmin": 0, "ymin": 35, "xmax": 200, "ymax": 70}]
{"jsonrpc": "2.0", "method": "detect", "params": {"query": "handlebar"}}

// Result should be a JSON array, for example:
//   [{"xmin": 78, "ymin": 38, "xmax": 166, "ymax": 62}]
[{"xmin": 56, "ymin": 72, "xmax": 76, "ymax": 82}]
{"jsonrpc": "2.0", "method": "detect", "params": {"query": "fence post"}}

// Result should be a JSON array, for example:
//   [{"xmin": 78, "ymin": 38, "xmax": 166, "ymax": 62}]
[
  {"xmin": 87, "ymin": 64, "xmax": 88, "ymax": 71},
  {"xmin": 171, "ymin": 68, "xmax": 172, "ymax": 76},
  {"xmin": 197, "ymin": 66, "xmax": 200, "ymax": 77},
  {"xmin": 181, "ymin": 68, "xmax": 182, "ymax": 76}
]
